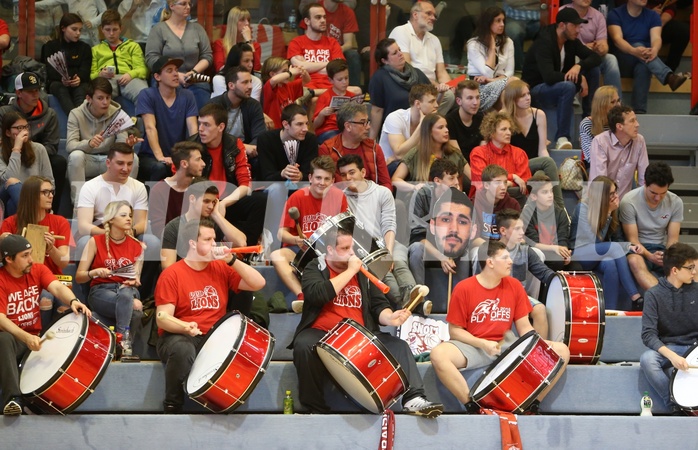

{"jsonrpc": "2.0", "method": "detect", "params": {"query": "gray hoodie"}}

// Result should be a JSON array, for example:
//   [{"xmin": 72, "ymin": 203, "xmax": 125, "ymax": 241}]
[
  {"xmin": 641, "ymin": 277, "xmax": 698, "ymax": 352},
  {"xmin": 66, "ymin": 100, "xmax": 129, "ymax": 154},
  {"xmin": 343, "ymin": 180, "xmax": 396, "ymax": 240}
]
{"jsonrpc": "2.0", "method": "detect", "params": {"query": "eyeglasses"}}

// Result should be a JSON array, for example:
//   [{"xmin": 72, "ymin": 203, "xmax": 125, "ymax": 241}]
[
  {"xmin": 11, "ymin": 124, "xmax": 30, "ymax": 131},
  {"xmin": 681, "ymin": 265, "xmax": 696, "ymax": 272},
  {"xmin": 609, "ymin": 190, "xmax": 618, "ymax": 199},
  {"xmin": 40, "ymin": 189, "xmax": 55, "ymax": 197},
  {"xmin": 347, "ymin": 120, "xmax": 371, "ymax": 127}
]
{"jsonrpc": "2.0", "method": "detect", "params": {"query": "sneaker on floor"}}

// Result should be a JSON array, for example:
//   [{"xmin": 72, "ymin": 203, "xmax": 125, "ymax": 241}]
[
  {"xmin": 402, "ymin": 396, "xmax": 443, "ymax": 418},
  {"xmin": 555, "ymin": 137, "xmax": 573, "ymax": 149},
  {"xmin": 3, "ymin": 397, "xmax": 23, "ymax": 416}
]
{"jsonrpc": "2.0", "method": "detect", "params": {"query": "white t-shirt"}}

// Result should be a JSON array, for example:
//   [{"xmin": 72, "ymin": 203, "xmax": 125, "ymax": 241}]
[
  {"xmin": 77, "ymin": 175, "xmax": 149, "ymax": 226},
  {"xmin": 389, "ymin": 22, "xmax": 444, "ymax": 82},
  {"xmin": 379, "ymin": 108, "xmax": 412, "ymax": 160}
]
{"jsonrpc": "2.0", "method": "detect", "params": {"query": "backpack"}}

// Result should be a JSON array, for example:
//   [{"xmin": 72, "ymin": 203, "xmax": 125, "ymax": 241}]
[{"xmin": 2, "ymin": 56, "xmax": 48, "ymax": 96}]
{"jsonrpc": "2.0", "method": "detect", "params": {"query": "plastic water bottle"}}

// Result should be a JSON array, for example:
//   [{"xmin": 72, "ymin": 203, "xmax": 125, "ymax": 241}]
[
  {"xmin": 287, "ymin": 10, "xmax": 297, "ymax": 31},
  {"xmin": 283, "ymin": 390, "xmax": 294, "ymax": 414},
  {"xmin": 640, "ymin": 391, "xmax": 653, "ymax": 416},
  {"xmin": 122, "ymin": 327, "xmax": 133, "ymax": 358}
]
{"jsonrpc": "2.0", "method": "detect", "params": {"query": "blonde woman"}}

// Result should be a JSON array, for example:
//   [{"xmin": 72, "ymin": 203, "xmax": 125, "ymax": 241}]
[
  {"xmin": 212, "ymin": 7, "xmax": 261, "ymax": 73},
  {"xmin": 579, "ymin": 86, "xmax": 620, "ymax": 165},
  {"xmin": 76, "ymin": 200, "xmax": 144, "ymax": 333}
]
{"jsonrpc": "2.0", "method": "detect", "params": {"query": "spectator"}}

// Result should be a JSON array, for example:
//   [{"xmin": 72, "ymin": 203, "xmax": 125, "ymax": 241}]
[
  {"xmin": 503, "ymin": 0, "xmax": 542, "ymax": 70},
  {"xmin": 118, "ymin": 0, "xmax": 167, "ymax": 51},
  {"xmin": 472, "ymin": 164, "xmax": 522, "ymax": 244},
  {"xmin": 313, "ymin": 59, "xmax": 355, "ymax": 144},
  {"xmin": 579, "ymin": 86, "xmax": 620, "ymax": 166},
  {"xmin": 446, "ymin": 80, "xmax": 484, "ymax": 164},
  {"xmin": 0, "ymin": 19, "xmax": 9, "ymax": 72},
  {"xmin": 211, "ymin": 43, "xmax": 263, "ymax": 101},
  {"xmin": 41, "ymin": 13, "xmax": 93, "ymax": 116},
  {"xmin": 145, "ymin": 0, "xmax": 213, "ymax": 109},
  {"xmin": 90, "ymin": 10, "xmax": 149, "ymax": 106},
  {"xmin": 261, "ymin": 56, "xmax": 311, "ymax": 129},
  {"xmin": 35, "ymin": 0, "xmax": 107, "ymax": 47},
  {"xmin": 212, "ymin": 7, "xmax": 261, "ymax": 75}
]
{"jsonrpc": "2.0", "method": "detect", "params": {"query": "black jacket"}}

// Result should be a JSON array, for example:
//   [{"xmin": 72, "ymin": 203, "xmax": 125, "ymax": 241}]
[
  {"xmin": 256, "ymin": 128, "xmax": 318, "ymax": 181},
  {"xmin": 522, "ymin": 24, "xmax": 602, "ymax": 89},
  {"xmin": 189, "ymin": 132, "xmax": 249, "ymax": 187},
  {"xmin": 207, "ymin": 94, "xmax": 266, "ymax": 145}
]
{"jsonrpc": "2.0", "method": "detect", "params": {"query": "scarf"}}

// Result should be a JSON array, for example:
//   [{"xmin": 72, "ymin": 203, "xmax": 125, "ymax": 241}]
[{"xmin": 383, "ymin": 62, "xmax": 421, "ymax": 90}]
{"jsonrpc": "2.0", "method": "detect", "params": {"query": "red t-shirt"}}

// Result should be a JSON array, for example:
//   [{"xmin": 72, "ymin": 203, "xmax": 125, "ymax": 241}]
[
  {"xmin": 0, "ymin": 20, "xmax": 8, "ymax": 72},
  {"xmin": 89, "ymin": 234, "xmax": 144, "ymax": 287},
  {"xmin": 0, "ymin": 264, "xmax": 57, "ymax": 335},
  {"xmin": 446, "ymin": 276, "xmax": 532, "ymax": 342},
  {"xmin": 299, "ymin": 2, "xmax": 359, "ymax": 46},
  {"xmin": 312, "ymin": 266, "xmax": 364, "ymax": 332},
  {"xmin": 280, "ymin": 186, "xmax": 348, "ymax": 246},
  {"xmin": 206, "ymin": 142, "xmax": 228, "ymax": 191},
  {"xmin": 287, "ymin": 34, "xmax": 344, "ymax": 89},
  {"xmin": 155, "ymin": 259, "xmax": 242, "ymax": 335},
  {"xmin": 263, "ymin": 78, "xmax": 304, "ymax": 129},
  {"xmin": 313, "ymin": 89, "xmax": 355, "ymax": 135},
  {"xmin": 0, "ymin": 214, "xmax": 74, "ymax": 275}
]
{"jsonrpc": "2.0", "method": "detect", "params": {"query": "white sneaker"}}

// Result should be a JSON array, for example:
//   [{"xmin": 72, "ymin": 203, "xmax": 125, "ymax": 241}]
[
  {"xmin": 402, "ymin": 396, "xmax": 443, "ymax": 418},
  {"xmin": 291, "ymin": 300, "xmax": 303, "ymax": 314},
  {"xmin": 556, "ymin": 137, "xmax": 573, "ymax": 149}
]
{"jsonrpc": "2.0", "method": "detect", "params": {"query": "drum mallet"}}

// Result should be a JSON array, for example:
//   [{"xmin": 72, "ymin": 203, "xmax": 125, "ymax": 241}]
[
  {"xmin": 447, "ymin": 269, "xmax": 453, "ymax": 311},
  {"xmin": 404, "ymin": 285, "xmax": 430, "ymax": 312},
  {"xmin": 288, "ymin": 207, "xmax": 308, "ymax": 240},
  {"xmin": 39, "ymin": 331, "xmax": 55, "ymax": 345},
  {"xmin": 156, "ymin": 311, "xmax": 203, "ymax": 335}
]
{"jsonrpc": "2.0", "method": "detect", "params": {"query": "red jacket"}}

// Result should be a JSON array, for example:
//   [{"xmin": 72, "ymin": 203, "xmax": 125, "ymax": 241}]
[
  {"xmin": 319, "ymin": 134, "xmax": 393, "ymax": 192},
  {"xmin": 469, "ymin": 141, "xmax": 531, "ymax": 197}
]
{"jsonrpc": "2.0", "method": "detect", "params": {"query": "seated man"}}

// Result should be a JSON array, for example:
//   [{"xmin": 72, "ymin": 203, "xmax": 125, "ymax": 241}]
[
  {"xmin": 589, "ymin": 105, "xmax": 649, "ymax": 199},
  {"xmin": 640, "ymin": 243, "xmax": 698, "ymax": 415},
  {"xmin": 430, "ymin": 241, "xmax": 570, "ymax": 414},
  {"xmin": 608, "ymin": 0, "xmax": 687, "ymax": 114},
  {"xmin": 472, "ymin": 164, "xmax": 521, "ymax": 246},
  {"xmin": 149, "ymin": 142, "xmax": 206, "ymax": 239},
  {"xmin": 155, "ymin": 218, "xmax": 265, "ymax": 413},
  {"xmin": 270, "ymin": 156, "xmax": 348, "ymax": 313},
  {"xmin": 409, "ymin": 186, "xmax": 473, "ymax": 290},
  {"xmin": 0, "ymin": 235, "xmax": 90, "ymax": 415},
  {"xmin": 319, "ymin": 102, "xmax": 392, "ymax": 190},
  {"xmin": 388, "ymin": 0, "xmax": 453, "ymax": 114},
  {"xmin": 620, "ymin": 162, "xmax": 682, "ymax": 292},
  {"xmin": 290, "ymin": 226, "xmax": 443, "ymax": 417},
  {"xmin": 521, "ymin": 8, "xmax": 601, "ymax": 149},
  {"xmin": 67, "ymin": 77, "xmax": 140, "ymax": 203},
  {"xmin": 91, "ymin": 10, "xmax": 149, "ymax": 106}
]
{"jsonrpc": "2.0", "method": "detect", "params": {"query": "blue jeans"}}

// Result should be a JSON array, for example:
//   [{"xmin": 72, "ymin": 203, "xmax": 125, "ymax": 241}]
[
  {"xmin": 530, "ymin": 81, "xmax": 576, "ymax": 141},
  {"xmin": 344, "ymin": 48, "xmax": 362, "ymax": 88},
  {"xmin": 505, "ymin": 17, "xmax": 540, "ymax": 71},
  {"xmin": 582, "ymin": 53, "xmax": 622, "ymax": 117},
  {"xmin": 573, "ymin": 242, "xmax": 640, "ymax": 310},
  {"xmin": 640, "ymin": 344, "xmax": 691, "ymax": 409},
  {"xmin": 0, "ymin": 181, "xmax": 22, "ymax": 216},
  {"xmin": 613, "ymin": 43, "xmax": 672, "ymax": 114},
  {"xmin": 186, "ymin": 82, "xmax": 212, "ymax": 111},
  {"xmin": 88, "ymin": 282, "xmax": 140, "ymax": 334}
]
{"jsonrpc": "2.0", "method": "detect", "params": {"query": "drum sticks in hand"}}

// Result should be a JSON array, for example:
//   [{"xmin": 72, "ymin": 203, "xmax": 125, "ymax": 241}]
[
  {"xmin": 288, "ymin": 207, "xmax": 307, "ymax": 240},
  {"xmin": 404, "ymin": 285, "xmax": 430, "ymax": 312},
  {"xmin": 157, "ymin": 311, "xmax": 203, "ymax": 335}
]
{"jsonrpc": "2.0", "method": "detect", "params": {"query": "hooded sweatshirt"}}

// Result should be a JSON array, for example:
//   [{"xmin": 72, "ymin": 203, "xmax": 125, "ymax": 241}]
[
  {"xmin": 343, "ymin": 180, "xmax": 396, "ymax": 240},
  {"xmin": 642, "ymin": 277, "xmax": 698, "ymax": 352},
  {"xmin": 66, "ymin": 99, "xmax": 129, "ymax": 154}
]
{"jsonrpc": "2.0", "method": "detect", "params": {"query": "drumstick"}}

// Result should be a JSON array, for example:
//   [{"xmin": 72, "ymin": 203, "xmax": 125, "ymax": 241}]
[
  {"xmin": 156, "ymin": 311, "xmax": 203, "ymax": 335},
  {"xmin": 51, "ymin": 234, "xmax": 66, "ymax": 240},
  {"xmin": 288, "ymin": 207, "xmax": 307, "ymax": 240},
  {"xmin": 39, "ymin": 331, "xmax": 55, "ymax": 344},
  {"xmin": 223, "ymin": 245, "xmax": 263, "ymax": 254},
  {"xmin": 447, "ymin": 271, "xmax": 453, "ymax": 311},
  {"xmin": 496, "ymin": 330, "xmax": 515, "ymax": 350},
  {"xmin": 360, "ymin": 266, "xmax": 390, "ymax": 294},
  {"xmin": 404, "ymin": 285, "xmax": 430, "ymax": 312},
  {"xmin": 688, "ymin": 365, "xmax": 698, "ymax": 369}
]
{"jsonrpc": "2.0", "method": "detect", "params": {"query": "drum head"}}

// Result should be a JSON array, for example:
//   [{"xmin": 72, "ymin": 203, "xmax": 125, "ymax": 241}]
[
  {"xmin": 671, "ymin": 344, "xmax": 698, "ymax": 409},
  {"xmin": 20, "ymin": 314, "xmax": 87, "ymax": 394},
  {"xmin": 186, "ymin": 313, "xmax": 242, "ymax": 394},
  {"xmin": 471, "ymin": 331, "xmax": 537, "ymax": 398},
  {"xmin": 547, "ymin": 274, "xmax": 568, "ymax": 343}
]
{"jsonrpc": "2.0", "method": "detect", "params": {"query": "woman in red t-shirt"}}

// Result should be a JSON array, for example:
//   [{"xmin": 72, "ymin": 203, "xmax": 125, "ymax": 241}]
[{"xmin": 76, "ymin": 200, "xmax": 145, "ymax": 334}]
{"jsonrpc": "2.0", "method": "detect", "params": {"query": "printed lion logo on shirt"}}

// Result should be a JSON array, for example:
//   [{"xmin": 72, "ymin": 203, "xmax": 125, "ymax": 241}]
[
  {"xmin": 334, "ymin": 285, "xmax": 362, "ymax": 308},
  {"xmin": 302, "ymin": 212, "xmax": 330, "ymax": 234},
  {"xmin": 471, "ymin": 298, "xmax": 511, "ymax": 323},
  {"xmin": 189, "ymin": 285, "xmax": 221, "ymax": 310}
]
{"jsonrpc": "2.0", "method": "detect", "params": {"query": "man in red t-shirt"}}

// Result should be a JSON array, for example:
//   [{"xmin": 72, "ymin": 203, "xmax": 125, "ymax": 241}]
[
  {"xmin": 0, "ymin": 235, "xmax": 90, "ymax": 416},
  {"xmin": 270, "ymin": 156, "xmax": 349, "ymax": 312},
  {"xmin": 154, "ymin": 218, "xmax": 265, "ymax": 413},
  {"xmin": 290, "ymin": 227, "xmax": 443, "ymax": 417},
  {"xmin": 429, "ymin": 241, "xmax": 569, "ymax": 414}
]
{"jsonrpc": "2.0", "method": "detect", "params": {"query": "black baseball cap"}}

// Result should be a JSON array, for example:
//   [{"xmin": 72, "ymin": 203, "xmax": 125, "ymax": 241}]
[
  {"xmin": 556, "ymin": 8, "xmax": 589, "ymax": 25},
  {"xmin": 1, "ymin": 234, "xmax": 32, "ymax": 258},
  {"xmin": 152, "ymin": 56, "xmax": 184, "ymax": 74},
  {"xmin": 15, "ymin": 72, "xmax": 41, "ymax": 91}
]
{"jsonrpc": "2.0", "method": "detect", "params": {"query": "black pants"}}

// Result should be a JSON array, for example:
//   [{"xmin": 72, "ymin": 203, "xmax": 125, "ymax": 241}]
[
  {"xmin": 661, "ymin": 19, "xmax": 690, "ymax": 73},
  {"xmin": 48, "ymin": 81, "xmax": 87, "ymax": 116},
  {"xmin": 292, "ymin": 327, "xmax": 425, "ymax": 413},
  {"xmin": 224, "ymin": 190, "xmax": 268, "ymax": 247},
  {"xmin": 138, "ymin": 154, "xmax": 173, "ymax": 182},
  {"xmin": 156, "ymin": 332, "xmax": 206, "ymax": 408},
  {"xmin": 0, "ymin": 332, "xmax": 29, "ymax": 405},
  {"xmin": 49, "ymin": 153, "xmax": 67, "ymax": 211}
]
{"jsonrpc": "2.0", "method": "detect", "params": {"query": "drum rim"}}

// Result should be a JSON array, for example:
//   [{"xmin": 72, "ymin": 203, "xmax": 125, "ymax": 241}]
[
  {"xmin": 555, "ymin": 272, "xmax": 606, "ymax": 365},
  {"xmin": 291, "ymin": 212, "xmax": 357, "ymax": 277},
  {"xmin": 19, "ymin": 313, "xmax": 115, "ymax": 414},
  {"xmin": 317, "ymin": 318, "xmax": 409, "ymax": 414},
  {"xmin": 669, "ymin": 342, "xmax": 698, "ymax": 411},
  {"xmin": 185, "ymin": 310, "xmax": 276, "ymax": 412},
  {"xmin": 470, "ymin": 330, "xmax": 565, "ymax": 413}
]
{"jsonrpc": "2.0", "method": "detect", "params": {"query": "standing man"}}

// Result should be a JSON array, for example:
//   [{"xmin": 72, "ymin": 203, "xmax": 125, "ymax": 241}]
[
  {"xmin": 640, "ymin": 243, "xmax": 698, "ymax": 415},
  {"xmin": 558, "ymin": 0, "xmax": 622, "ymax": 116},
  {"xmin": 136, "ymin": 56, "xmax": 198, "ymax": 182},
  {"xmin": 0, "ymin": 235, "xmax": 90, "ymax": 416},
  {"xmin": 522, "ymin": 8, "xmax": 601, "ymax": 149},
  {"xmin": 590, "ymin": 105, "xmax": 649, "ymax": 199},
  {"xmin": 620, "ymin": 162, "xmax": 682, "ymax": 291},
  {"xmin": 430, "ymin": 241, "xmax": 569, "ymax": 414},
  {"xmin": 0, "ymin": 72, "xmax": 66, "ymax": 212},
  {"xmin": 155, "ymin": 218, "xmax": 265, "ymax": 413},
  {"xmin": 388, "ymin": 0, "xmax": 453, "ymax": 114},
  {"xmin": 320, "ymin": 102, "xmax": 392, "ymax": 190},
  {"xmin": 290, "ymin": 226, "xmax": 443, "ymax": 417}
]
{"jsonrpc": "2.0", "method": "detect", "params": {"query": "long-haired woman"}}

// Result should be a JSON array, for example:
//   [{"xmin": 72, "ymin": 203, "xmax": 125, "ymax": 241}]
[
  {"xmin": 212, "ymin": 7, "xmax": 261, "ymax": 74},
  {"xmin": 579, "ymin": 86, "xmax": 620, "ymax": 166}
]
